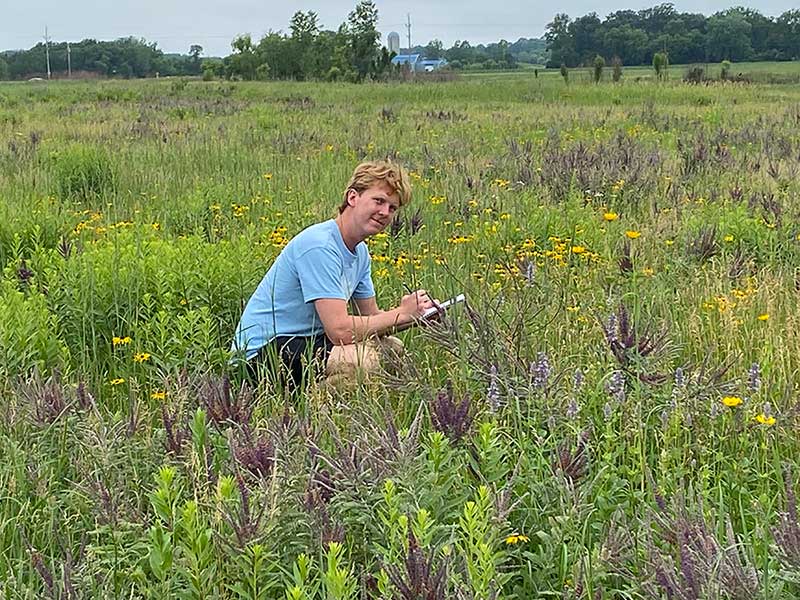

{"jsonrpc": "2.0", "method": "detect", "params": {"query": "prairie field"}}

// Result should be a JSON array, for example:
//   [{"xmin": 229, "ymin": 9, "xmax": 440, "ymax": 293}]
[{"xmin": 2, "ymin": 65, "xmax": 800, "ymax": 598}]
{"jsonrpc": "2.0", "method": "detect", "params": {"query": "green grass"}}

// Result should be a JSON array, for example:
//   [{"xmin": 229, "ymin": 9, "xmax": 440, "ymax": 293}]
[{"xmin": 1, "ymin": 69, "xmax": 800, "ymax": 598}]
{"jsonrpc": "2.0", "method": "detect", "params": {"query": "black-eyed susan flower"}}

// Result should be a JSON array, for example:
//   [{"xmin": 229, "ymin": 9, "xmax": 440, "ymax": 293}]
[
  {"xmin": 151, "ymin": 391, "xmax": 167, "ymax": 400},
  {"xmin": 109, "ymin": 377, "xmax": 125, "ymax": 385},
  {"xmin": 133, "ymin": 352, "xmax": 151, "ymax": 363},
  {"xmin": 112, "ymin": 336, "xmax": 132, "ymax": 346},
  {"xmin": 603, "ymin": 212, "xmax": 619, "ymax": 221},
  {"xmin": 757, "ymin": 313, "xmax": 769, "ymax": 321},
  {"xmin": 625, "ymin": 230, "xmax": 641, "ymax": 239}
]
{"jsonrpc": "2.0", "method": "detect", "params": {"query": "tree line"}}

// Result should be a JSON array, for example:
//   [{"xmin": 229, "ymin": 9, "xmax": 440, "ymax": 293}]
[
  {"xmin": 0, "ymin": 38, "xmax": 203, "ymax": 80},
  {"xmin": 209, "ymin": 1, "xmax": 390, "ymax": 82},
  {"xmin": 405, "ymin": 38, "xmax": 548, "ymax": 70},
  {"xmin": 546, "ymin": 3, "xmax": 800, "ymax": 68}
]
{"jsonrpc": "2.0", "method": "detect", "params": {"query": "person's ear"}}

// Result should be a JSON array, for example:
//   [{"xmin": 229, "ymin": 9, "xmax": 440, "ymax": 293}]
[{"xmin": 346, "ymin": 188, "xmax": 359, "ymax": 207}]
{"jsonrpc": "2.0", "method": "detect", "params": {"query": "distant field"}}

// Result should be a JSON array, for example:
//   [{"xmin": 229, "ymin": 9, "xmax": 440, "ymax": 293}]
[{"xmin": 2, "ymin": 72, "xmax": 800, "ymax": 598}]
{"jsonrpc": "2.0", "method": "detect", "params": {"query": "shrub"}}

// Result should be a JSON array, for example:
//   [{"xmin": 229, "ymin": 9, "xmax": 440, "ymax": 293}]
[
  {"xmin": 0, "ymin": 281, "xmax": 68, "ymax": 377},
  {"xmin": 684, "ymin": 65, "xmax": 707, "ymax": 84},
  {"xmin": 593, "ymin": 55, "xmax": 605, "ymax": 83},
  {"xmin": 721, "ymin": 59, "xmax": 732, "ymax": 80},
  {"xmin": 653, "ymin": 52, "xmax": 669, "ymax": 80},
  {"xmin": 611, "ymin": 56, "xmax": 623, "ymax": 82},
  {"xmin": 49, "ymin": 143, "xmax": 115, "ymax": 201}
]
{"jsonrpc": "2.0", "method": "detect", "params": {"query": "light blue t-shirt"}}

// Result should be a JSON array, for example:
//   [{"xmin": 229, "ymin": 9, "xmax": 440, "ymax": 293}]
[{"xmin": 232, "ymin": 219, "xmax": 375, "ymax": 360}]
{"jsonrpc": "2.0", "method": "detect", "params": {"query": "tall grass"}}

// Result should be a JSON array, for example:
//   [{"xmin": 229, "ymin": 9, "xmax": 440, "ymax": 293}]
[{"xmin": 1, "ymin": 68, "xmax": 800, "ymax": 597}]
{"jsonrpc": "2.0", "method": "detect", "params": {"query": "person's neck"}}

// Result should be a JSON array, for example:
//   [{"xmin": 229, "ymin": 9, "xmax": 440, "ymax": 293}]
[{"xmin": 334, "ymin": 213, "xmax": 360, "ymax": 253}]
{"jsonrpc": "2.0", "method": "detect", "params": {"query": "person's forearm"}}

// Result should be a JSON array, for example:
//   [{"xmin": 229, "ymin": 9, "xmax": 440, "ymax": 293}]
[{"xmin": 332, "ymin": 308, "xmax": 410, "ymax": 345}]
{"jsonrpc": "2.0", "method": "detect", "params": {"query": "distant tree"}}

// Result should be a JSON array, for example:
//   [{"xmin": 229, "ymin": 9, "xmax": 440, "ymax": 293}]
[
  {"xmin": 706, "ymin": 12, "xmax": 752, "ymax": 61},
  {"xmin": 776, "ymin": 10, "xmax": 800, "ymax": 59},
  {"xmin": 347, "ymin": 0, "xmax": 381, "ymax": 80},
  {"xmin": 0, "ymin": 57, "xmax": 8, "ymax": 80},
  {"xmin": 602, "ymin": 24, "xmax": 648, "ymax": 64},
  {"xmin": 424, "ymin": 39, "xmax": 444, "ymax": 59},
  {"xmin": 545, "ymin": 14, "xmax": 576, "ymax": 67},
  {"xmin": 289, "ymin": 10, "xmax": 319, "ymax": 79},
  {"xmin": 652, "ymin": 51, "xmax": 668, "ymax": 79},
  {"xmin": 189, "ymin": 44, "xmax": 203, "ymax": 74},
  {"xmin": 569, "ymin": 13, "xmax": 603, "ymax": 64},
  {"xmin": 226, "ymin": 34, "xmax": 259, "ymax": 80},
  {"xmin": 593, "ymin": 54, "xmax": 605, "ymax": 82}
]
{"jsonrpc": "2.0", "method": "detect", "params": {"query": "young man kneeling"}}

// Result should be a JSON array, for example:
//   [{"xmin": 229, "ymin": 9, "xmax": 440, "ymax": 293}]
[{"xmin": 231, "ymin": 161, "xmax": 436, "ymax": 390}]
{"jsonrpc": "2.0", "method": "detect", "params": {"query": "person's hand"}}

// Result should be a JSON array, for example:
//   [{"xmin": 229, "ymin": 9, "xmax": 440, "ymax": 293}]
[{"xmin": 399, "ymin": 289, "xmax": 436, "ymax": 319}]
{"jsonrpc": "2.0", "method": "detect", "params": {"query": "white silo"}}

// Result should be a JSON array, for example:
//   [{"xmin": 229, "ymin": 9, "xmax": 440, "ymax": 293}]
[{"xmin": 388, "ymin": 32, "xmax": 400, "ymax": 54}]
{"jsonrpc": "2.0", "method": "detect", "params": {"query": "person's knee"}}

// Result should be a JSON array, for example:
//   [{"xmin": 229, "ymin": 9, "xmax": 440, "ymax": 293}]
[{"xmin": 326, "ymin": 342, "xmax": 381, "ymax": 378}]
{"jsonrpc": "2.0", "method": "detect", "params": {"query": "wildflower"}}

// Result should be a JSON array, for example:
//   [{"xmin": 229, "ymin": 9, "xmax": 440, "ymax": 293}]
[
  {"xmin": 566, "ymin": 398, "xmax": 579, "ymax": 420},
  {"xmin": 109, "ymin": 378, "xmax": 125, "ymax": 385},
  {"xmin": 112, "ymin": 336, "xmax": 132, "ymax": 346},
  {"xmin": 606, "ymin": 370, "xmax": 626, "ymax": 403},
  {"xmin": 748, "ymin": 362, "xmax": 762, "ymax": 393},
  {"xmin": 571, "ymin": 245, "xmax": 586, "ymax": 254},
  {"xmin": 487, "ymin": 365, "xmax": 501, "ymax": 413},
  {"xmin": 642, "ymin": 267, "xmax": 654, "ymax": 276},
  {"xmin": 723, "ymin": 234, "xmax": 734, "ymax": 242},
  {"xmin": 664, "ymin": 239, "xmax": 674, "ymax": 246},
  {"xmin": 133, "ymin": 352, "xmax": 151, "ymax": 363},
  {"xmin": 756, "ymin": 414, "xmax": 776, "ymax": 426},
  {"xmin": 505, "ymin": 533, "xmax": 530, "ymax": 545},
  {"xmin": 262, "ymin": 173, "xmax": 272, "ymax": 180},
  {"xmin": 151, "ymin": 391, "xmax": 167, "ymax": 400},
  {"xmin": 757, "ymin": 313, "xmax": 769, "ymax": 321},
  {"xmin": 721, "ymin": 396, "xmax": 743, "ymax": 407},
  {"xmin": 625, "ymin": 230, "xmax": 641, "ymax": 239},
  {"xmin": 530, "ymin": 352, "xmax": 552, "ymax": 389},
  {"xmin": 603, "ymin": 401, "xmax": 613, "ymax": 421},
  {"xmin": 573, "ymin": 368, "xmax": 584, "ymax": 392},
  {"xmin": 603, "ymin": 212, "xmax": 619, "ymax": 221}
]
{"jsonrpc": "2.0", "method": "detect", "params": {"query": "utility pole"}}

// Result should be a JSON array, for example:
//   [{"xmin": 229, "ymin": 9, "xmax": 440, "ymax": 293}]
[
  {"xmin": 44, "ymin": 26, "xmax": 51, "ymax": 79},
  {"xmin": 67, "ymin": 41, "xmax": 71, "ymax": 78},
  {"xmin": 405, "ymin": 13, "xmax": 412, "ymax": 52}
]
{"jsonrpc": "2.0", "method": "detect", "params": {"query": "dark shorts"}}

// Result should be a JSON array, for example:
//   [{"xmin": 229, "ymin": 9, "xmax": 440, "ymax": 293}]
[{"xmin": 247, "ymin": 335, "xmax": 333, "ymax": 390}]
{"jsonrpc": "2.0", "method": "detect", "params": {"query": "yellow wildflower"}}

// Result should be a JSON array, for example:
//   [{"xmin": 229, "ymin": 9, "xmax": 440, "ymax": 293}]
[
  {"xmin": 757, "ymin": 313, "xmax": 769, "ymax": 321},
  {"xmin": 722, "ymin": 396, "xmax": 743, "ymax": 407},
  {"xmin": 151, "ymin": 391, "xmax": 167, "ymax": 400},
  {"xmin": 571, "ymin": 246, "xmax": 586, "ymax": 254},
  {"xmin": 109, "ymin": 377, "xmax": 125, "ymax": 385},
  {"xmin": 755, "ymin": 414, "xmax": 776, "ymax": 426},
  {"xmin": 112, "ymin": 336, "xmax": 132, "ymax": 346},
  {"xmin": 723, "ymin": 234, "xmax": 734, "ymax": 242},
  {"xmin": 504, "ymin": 534, "xmax": 530, "ymax": 545},
  {"xmin": 603, "ymin": 212, "xmax": 619, "ymax": 221},
  {"xmin": 625, "ymin": 230, "xmax": 641, "ymax": 239},
  {"xmin": 133, "ymin": 352, "xmax": 151, "ymax": 363}
]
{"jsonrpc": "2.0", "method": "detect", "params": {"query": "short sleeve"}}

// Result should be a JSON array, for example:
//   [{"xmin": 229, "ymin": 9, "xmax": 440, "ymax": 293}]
[
  {"xmin": 352, "ymin": 253, "xmax": 376, "ymax": 299},
  {"xmin": 295, "ymin": 247, "xmax": 347, "ymax": 303}
]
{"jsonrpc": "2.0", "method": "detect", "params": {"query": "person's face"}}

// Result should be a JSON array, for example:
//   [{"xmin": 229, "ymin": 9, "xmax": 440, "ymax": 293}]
[{"xmin": 346, "ymin": 182, "xmax": 400, "ymax": 237}]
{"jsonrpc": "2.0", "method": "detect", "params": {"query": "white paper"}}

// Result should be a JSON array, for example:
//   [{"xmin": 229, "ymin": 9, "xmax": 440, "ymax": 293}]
[{"xmin": 422, "ymin": 293, "xmax": 465, "ymax": 319}]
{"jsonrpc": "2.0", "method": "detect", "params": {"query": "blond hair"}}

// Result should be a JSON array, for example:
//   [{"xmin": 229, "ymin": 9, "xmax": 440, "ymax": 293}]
[{"xmin": 339, "ymin": 161, "xmax": 412, "ymax": 214}]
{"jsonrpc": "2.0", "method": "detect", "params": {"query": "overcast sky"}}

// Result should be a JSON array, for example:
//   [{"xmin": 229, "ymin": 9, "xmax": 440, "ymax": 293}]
[{"xmin": 3, "ymin": 0, "xmax": 796, "ymax": 57}]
